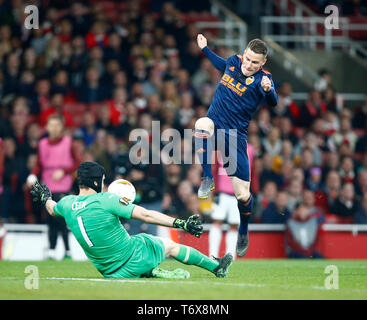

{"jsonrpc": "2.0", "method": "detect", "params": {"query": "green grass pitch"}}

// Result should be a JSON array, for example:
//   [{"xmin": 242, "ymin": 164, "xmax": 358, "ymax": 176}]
[{"xmin": 0, "ymin": 259, "xmax": 366, "ymax": 300}]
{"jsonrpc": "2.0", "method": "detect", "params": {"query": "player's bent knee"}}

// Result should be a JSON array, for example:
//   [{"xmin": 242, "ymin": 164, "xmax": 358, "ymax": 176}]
[
  {"xmin": 234, "ymin": 189, "xmax": 251, "ymax": 203},
  {"xmin": 231, "ymin": 177, "xmax": 251, "ymax": 202},
  {"xmin": 195, "ymin": 117, "xmax": 214, "ymax": 137},
  {"xmin": 157, "ymin": 237, "xmax": 179, "ymax": 258}
]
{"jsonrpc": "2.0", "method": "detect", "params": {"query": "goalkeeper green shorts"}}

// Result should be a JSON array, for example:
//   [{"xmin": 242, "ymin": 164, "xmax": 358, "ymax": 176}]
[{"xmin": 104, "ymin": 233, "xmax": 166, "ymax": 279}]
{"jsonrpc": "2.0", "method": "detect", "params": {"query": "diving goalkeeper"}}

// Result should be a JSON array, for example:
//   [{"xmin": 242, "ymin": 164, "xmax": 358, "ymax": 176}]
[{"xmin": 30, "ymin": 161, "xmax": 232, "ymax": 279}]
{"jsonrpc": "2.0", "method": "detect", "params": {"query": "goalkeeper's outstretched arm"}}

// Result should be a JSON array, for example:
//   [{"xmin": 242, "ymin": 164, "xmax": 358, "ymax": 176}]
[
  {"xmin": 45, "ymin": 199, "xmax": 57, "ymax": 217},
  {"xmin": 30, "ymin": 181, "xmax": 56, "ymax": 216},
  {"xmin": 131, "ymin": 206, "xmax": 203, "ymax": 238},
  {"xmin": 131, "ymin": 205, "xmax": 175, "ymax": 227}
]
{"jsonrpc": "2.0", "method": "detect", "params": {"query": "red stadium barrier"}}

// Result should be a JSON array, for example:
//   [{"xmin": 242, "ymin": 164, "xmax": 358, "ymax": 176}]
[{"xmin": 178, "ymin": 225, "xmax": 367, "ymax": 259}]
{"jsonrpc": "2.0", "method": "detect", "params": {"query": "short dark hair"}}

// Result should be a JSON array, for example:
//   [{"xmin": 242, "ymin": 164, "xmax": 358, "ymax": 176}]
[
  {"xmin": 47, "ymin": 113, "xmax": 65, "ymax": 125},
  {"xmin": 246, "ymin": 39, "xmax": 268, "ymax": 57}
]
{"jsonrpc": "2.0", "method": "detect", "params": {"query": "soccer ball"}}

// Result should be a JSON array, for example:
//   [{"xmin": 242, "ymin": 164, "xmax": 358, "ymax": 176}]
[{"xmin": 108, "ymin": 179, "xmax": 136, "ymax": 204}]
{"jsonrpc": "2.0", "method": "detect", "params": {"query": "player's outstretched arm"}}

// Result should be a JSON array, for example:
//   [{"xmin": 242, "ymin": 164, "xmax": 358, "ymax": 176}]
[
  {"xmin": 131, "ymin": 206, "xmax": 203, "ymax": 237},
  {"xmin": 197, "ymin": 33, "xmax": 226, "ymax": 73},
  {"xmin": 30, "ymin": 181, "xmax": 56, "ymax": 216}
]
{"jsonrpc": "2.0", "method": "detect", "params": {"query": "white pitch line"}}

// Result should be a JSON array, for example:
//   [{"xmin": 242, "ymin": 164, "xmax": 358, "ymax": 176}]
[
  {"xmin": 1, "ymin": 277, "xmax": 367, "ymax": 293},
  {"xmin": 32, "ymin": 277, "xmax": 367, "ymax": 293}
]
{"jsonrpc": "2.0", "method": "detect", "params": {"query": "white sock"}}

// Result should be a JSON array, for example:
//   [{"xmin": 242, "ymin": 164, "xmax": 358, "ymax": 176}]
[
  {"xmin": 209, "ymin": 224, "xmax": 222, "ymax": 258},
  {"xmin": 225, "ymin": 229, "xmax": 238, "ymax": 260}
]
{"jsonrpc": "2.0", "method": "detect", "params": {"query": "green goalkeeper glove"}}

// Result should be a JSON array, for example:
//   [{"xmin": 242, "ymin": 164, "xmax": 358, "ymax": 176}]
[
  {"xmin": 173, "ymin": 214, "xmax": 203, "ymax": 238},
  {"xmin": 30, "ymin": 181, "xmax": 52, "ymax": 206}
]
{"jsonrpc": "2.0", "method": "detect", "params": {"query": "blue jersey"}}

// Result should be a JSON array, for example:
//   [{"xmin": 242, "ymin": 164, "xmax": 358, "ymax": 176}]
[{"xmin": 203, "ymin": 47, "xmax": 278, "ymax": 137}]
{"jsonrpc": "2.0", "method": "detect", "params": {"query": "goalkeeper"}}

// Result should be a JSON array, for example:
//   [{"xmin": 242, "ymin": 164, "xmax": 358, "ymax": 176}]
[{"xmin": 31, "ymin": 161, "xmax": 233, "ymax": 279}]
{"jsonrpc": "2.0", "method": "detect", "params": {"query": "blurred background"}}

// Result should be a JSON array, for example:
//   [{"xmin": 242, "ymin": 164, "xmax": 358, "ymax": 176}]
[{"xmin": 0, "ymin": 0, "xmax": 366, "ymax": 261}]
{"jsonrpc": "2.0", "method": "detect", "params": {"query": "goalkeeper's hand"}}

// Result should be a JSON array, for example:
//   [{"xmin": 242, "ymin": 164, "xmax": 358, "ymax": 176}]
[
  {"xmin": 173, "ymin": 214, "xmax": 203, "ymax": 238},
  {"xmin": 30, "ymin": 181, "xmax": 52, "ymax": 206}
]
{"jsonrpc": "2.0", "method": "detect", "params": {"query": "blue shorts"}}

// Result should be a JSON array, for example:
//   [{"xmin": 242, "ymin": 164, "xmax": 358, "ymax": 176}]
[{"xmin": 211, "ymin": 120, "xmax": 250, "ymax": 182}]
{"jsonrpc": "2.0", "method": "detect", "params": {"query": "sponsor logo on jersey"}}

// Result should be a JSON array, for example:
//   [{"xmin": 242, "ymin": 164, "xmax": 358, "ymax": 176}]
[
  {"xmin": 119, "ymin": 197, "xmax": 129, "ymax": 206},
  {"xmin": 246, "ymin": 76, "xmax": 254, "ymax": 85},
  {"xmin": 229, "ymin": 66, "xmax": 235, "ymax": 72},
  {"xmin": 220, "ymin": 73, "xmax": 247, "ymax": 96}
]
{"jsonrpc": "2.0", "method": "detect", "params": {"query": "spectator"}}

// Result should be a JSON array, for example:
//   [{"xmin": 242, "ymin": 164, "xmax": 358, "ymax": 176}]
[
  {"xmin": 302, "ymin": 189, "xmax": 324, "ymax": 218},
  {"xmin": 253, "ymin": 180, "xmax": 278, "ymax": 220},
  {"xmin": 279, "ymin": 159, "xmax": 295, "ymax": 190},
  {"xmin": 328, "ymin": 113, "xmax": 358, "ymax": 152},
  {"xmin": 103, "ymin": 32, "xmax": 129, "ymax": 69},
  {"xmin": 51, "ymin": 70, "xmax": 71, "ymax": 96},
  {"xmin": 74, "ymin": 111, "xmax": 98, "ymax": 148},
  {"xmin": 262, "ymin": 127, "xmax": 282, "ymax": 157},
  {"xmin": 107, "ymin": 87, "xmax": 128, "ymax": 126},
  {"xmin": 146, "ymin": 94, "xmax": 162, "ymax": 121},
  {"xmin": 323, "ymin": 86, "xmax": 338, "ymax": 113},
  {"xmin": 178, "ymin": 91, "xmax": 195, "ymax": 129},
  {"xmin": 355, "ymin": 169, "xmax": 367, "ymax": 197},
  {"xmin": 310, "ymin": 117, "xmax": 328, "ymax": 151},
  {"xmin": 31, "ymin": 78, "xmax": 51, "ymax": 114},
  {"xmin": 78, "ymin": 67, "xmax": 107, "ymax": 103},
  {"xmin": 272, "ymin": 82, "xmax": 298, "ymax": 119},
  {"xmin": 278, "ymin": 116, "xmax": 298, "ymax": 146},
  {"xmin": 257, "ymin": 108, "xmax": 272, "ymax": 138},
  {"xmin": 40, "ymin": 93, "xmax": 74, "ymax": 128},
  {"xmin": 3, "ymin": 52, "xmax": 21, "ymax": 96},
  {"xmin": 272, "ymin": 139, "xmax": 294, "ymax": 175},
  {"xmin": 261, "ymin": 191, "xmax": 290, "ymax": 223},
  {"xmin": 294, "ymin": 132, "xmax": 322, "ymax": 167},
  {"xmin": 259, "ymin": 153, "xmax": 282, "ymax": 188},
  {"xmin": 322, "ymin": 151, "xmax": 340, "ymax": 182},
  {"xmin": 298, "ymin": 147, "xmax": 315, "ymax": 180},
  {"xmin": 129, "ymin": 56, "xmax": 148, "ymax": 83},
  {"xmin": 316, "ymin": 169, "xmax": 340, "ymax": 214},
  {"xmin": 181, "ymin": 40, "xmax": 202, "ymax": 75},
  {"xmin": 287, "ymin": 179, "xmax": 303, "ymax": 212},
  {"xmin": 1, "ymin": 137, "xmax": 27, "ymax": 222},
  {"xmin": 285, "ymin": 204, "xmax": 323, "ymax": 259},
  {"xmin": 354, "ymin": 193, "xmax": 367, "ymax": 224},
  {"xmin": 329, "ymin": 183, "xmax": 359, "ymax": 218},
  {"xmin": 85, "ymin": 20, "xmax": 109, "ymax": 49},
  {"xmin": 314, "ymin": 68, "xmax": 332, "ymax": 93},
  {"xmin": 95, "ymin": 104, "xmax": 114, "ymax": 133},
  {"xmin": 191, "ymin": 58, "xmax": 212, "ymax": 92},
  {"xmin": 339, "ymin": 156, "xmax": 355, "ymax": 184},
  {"xmin": 352, "ymin": 96, "xmax": 367, "ymax": 130},
  {"xmin": 297, "ymin": 90, "xmax": 327, "ymax": 127},
  {"xmin": 306, "ymin": 167, "xmax": 323, "ymax": 192},
  {"xmin": 66, "ymin": 2, "xmax": 91, "ymax": 36}
]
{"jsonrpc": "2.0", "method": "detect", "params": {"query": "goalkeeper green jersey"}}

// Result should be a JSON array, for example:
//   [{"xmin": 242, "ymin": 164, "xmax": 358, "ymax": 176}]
[{"xmin": 54, "ymin": 192, "xmax": 136, "ymax": 275}]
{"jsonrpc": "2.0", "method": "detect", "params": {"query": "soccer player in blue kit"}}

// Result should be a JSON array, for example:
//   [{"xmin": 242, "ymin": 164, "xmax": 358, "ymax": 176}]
[{"xmin": 195, "ymin": 34, "xmax": 278, "ymax": 257}]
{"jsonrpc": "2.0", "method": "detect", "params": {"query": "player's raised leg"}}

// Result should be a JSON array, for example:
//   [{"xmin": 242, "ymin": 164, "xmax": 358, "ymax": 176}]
[
  {"xmin": 157, "ymin": 237, "xmax": 233, "ymax": 278},
  {"xmin": 194, "ymin": 117, "xmax": 215, "ymax": 199},
  {"xmin": 230, "ymin": 177, "xmax": 253, "ymax": 257}
]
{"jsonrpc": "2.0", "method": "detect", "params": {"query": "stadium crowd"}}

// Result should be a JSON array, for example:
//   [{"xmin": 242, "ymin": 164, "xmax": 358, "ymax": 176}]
[{"xmin": 0, "ymin": 0, "xmax": 367, "ymax": 233}]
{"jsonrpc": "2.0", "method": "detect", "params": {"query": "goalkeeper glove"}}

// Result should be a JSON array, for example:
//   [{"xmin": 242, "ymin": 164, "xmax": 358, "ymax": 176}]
[
  {"xmin": 173, "ymin": 214, "xmax": 203, "ymax": 238},
  {"xmin": 30, "ymin": 181, "xmax": 52, "ymax": 206}
]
